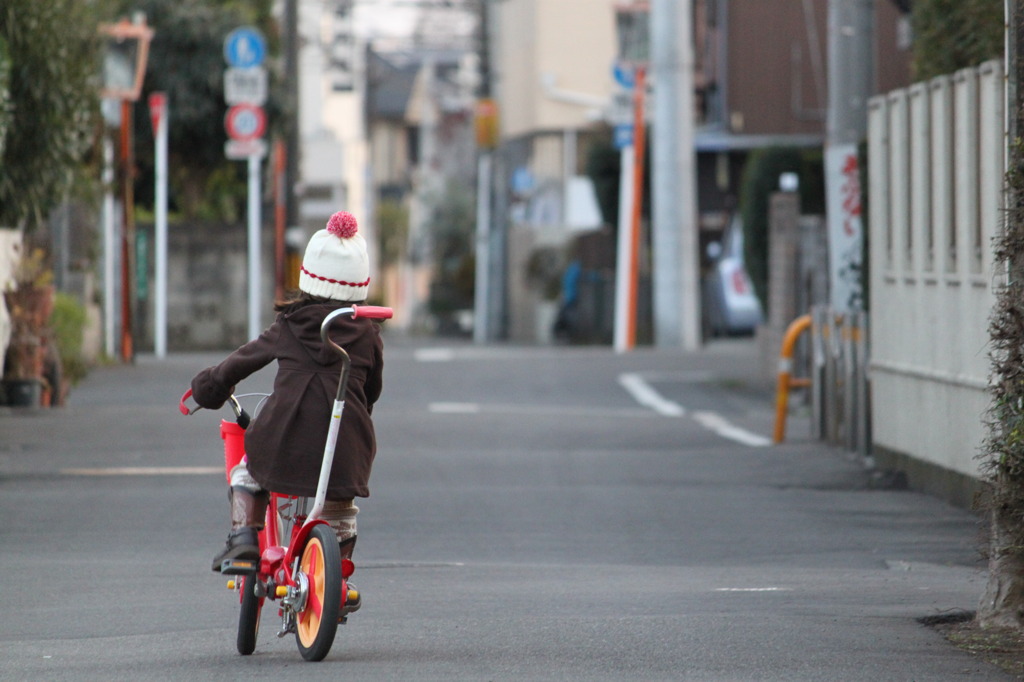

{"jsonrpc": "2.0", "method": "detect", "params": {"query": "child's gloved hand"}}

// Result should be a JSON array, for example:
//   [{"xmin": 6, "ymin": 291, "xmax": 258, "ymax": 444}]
[{"xmin": 191, "ymin": 368, "xmax": 232, "ymax": 410}]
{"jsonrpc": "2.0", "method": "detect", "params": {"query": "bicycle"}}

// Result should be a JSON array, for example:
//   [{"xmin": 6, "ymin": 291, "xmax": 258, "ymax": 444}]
[{"xmin": 179, "ymin": 304, "xmax": 393, "ymax": 660}]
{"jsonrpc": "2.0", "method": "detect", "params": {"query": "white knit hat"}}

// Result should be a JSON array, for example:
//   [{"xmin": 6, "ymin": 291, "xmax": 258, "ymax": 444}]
[{"xmin": 298, "ymin": 211, "xmax": 370, "ymax": 301}]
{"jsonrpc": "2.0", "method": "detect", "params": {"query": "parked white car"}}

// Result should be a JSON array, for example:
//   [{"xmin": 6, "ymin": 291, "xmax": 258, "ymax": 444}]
[{"xmin": 702, "ymin": 216, "xmax": 764, "ymax": 337}]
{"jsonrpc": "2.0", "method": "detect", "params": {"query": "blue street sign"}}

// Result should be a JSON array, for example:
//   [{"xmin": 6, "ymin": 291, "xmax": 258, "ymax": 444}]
[
  {"xmin": 612, "ymin": 61, "xmax": 636, "ymax": 90},
  {"xmin": 614, "ymin": 124, "xmax": 634, "ymax": 150},
  {"xmin": 224, "ymin": 27, "xmax": 266, "ymax": 68}
]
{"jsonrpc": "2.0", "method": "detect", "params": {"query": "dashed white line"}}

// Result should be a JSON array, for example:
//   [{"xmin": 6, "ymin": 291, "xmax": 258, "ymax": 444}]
[
  {"xmin": 414, "ymin": 348, "xmax": 456, "ymax": 362},
  {"xmin": 429, "ymin": 402, "xmax": 482, "ymax": 414},
  {"xmin": 60, "ymin": 466, "xmax": 223, "ymax": 476},
  {"xmin": 692, "ymin": 410, "xmax": 772, "ymax": 448},
  {"xmin": 618, "ymin": 372, "xmax": 686, "ymax": 417},
  {"xmin": 618, "ymin": 372, "xmax": 771, "ymax": 447}
]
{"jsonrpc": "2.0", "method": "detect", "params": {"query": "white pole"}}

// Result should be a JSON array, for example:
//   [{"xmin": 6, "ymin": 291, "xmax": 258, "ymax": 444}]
[
  {"xmin": 102, "ymin": 135, "xmax": 116, "ymax": 360},
  {"xmin": 154, "ymin": 99, "xmax": 169, "ymax": 358},
  {"xmin": 247, "ymin": 153, "xmax": 261, "ymax": 340},
  {"xmin": 473, "ymin": 151, "xmax": 492, "ymax": 343},
  {"xmin": 613, "ymin": 146, "xmax": 635, "ymax": 353}
]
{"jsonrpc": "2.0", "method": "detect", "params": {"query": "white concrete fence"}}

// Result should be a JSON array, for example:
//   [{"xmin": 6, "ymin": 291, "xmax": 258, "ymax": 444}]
[{"xmin": 866, "ymin": 59, "xmax": 1004, "ymax": 484}]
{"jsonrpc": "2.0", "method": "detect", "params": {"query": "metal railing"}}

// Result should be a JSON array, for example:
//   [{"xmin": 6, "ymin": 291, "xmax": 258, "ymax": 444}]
[{"xmin": 774, "ymin": 306, "xmax": 871, "ymax": 460}]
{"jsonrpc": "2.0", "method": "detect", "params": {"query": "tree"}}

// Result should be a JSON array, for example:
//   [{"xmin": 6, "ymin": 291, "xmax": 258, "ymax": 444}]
[
  {"xmin": 106, "ymin": 0, "xmax": 282, "ymax": 220},
  {"xmin": 911, "ymin": 0, "xmax": 1003, "ymax": 80},
  {"xmin": 0, "ymin": 1, "xmax": 102, "ymax": 231},
  {"xmin": 427, "ymin": 181, "xmax": 476, "ymax": 316},
  {"xmin": 978, "ymin": 0, "xmax": 1024, "ymax": 630}
]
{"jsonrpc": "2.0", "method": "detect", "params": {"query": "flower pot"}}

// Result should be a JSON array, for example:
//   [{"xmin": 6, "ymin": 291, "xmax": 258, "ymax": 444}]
[{"xmin": 2, "ymin": 378, "xmax": 42, "ymax": 407}]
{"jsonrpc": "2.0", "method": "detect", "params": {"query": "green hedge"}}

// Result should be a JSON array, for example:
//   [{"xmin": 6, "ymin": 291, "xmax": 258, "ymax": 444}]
[{"xmin": 912, "ymin": 0, "xmax": 1003, "ymax": 81}]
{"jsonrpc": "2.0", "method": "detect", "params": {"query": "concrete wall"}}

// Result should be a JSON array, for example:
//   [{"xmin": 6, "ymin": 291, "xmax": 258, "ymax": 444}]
[
  {"xmin": 867, "ymin": 60, "xmax": 1004, "ymax": 484},
  {"xmin": 134, "ymin": 221, "xmax": 267, "ymax": 352}
]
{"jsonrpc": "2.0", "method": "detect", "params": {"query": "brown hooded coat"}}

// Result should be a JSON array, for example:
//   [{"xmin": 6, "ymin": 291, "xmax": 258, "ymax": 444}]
[{"xmin": 191, "ymin": 303, "xmax": 383, "ymax": 499}]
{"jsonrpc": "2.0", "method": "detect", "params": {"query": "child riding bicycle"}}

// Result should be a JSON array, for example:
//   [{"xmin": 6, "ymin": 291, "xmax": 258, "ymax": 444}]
[{"xmin": 190, "ymin": 210, "xmax": 383, "ymax": 607}]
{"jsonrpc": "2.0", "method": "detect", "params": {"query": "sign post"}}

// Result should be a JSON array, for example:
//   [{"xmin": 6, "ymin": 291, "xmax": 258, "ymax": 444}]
[
  {"xmin": 148, "ymin": 92, "xmax": 168, "ymax": 358},
  {"xmin": 612, "ymin": 2, "xmax": 650, "ymax": 353},
  {"xmin": 224, "ymin": 26, "xmax": 268, "ymax": 340}
]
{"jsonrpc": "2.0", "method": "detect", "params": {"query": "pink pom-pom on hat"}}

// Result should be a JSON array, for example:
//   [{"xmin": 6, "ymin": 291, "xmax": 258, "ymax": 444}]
[{"xmin": 326, "ymin": 210, "xmax": 359, "ymax": 239}]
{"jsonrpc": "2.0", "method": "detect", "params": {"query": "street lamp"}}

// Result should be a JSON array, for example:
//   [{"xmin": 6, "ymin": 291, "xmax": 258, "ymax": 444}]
[
  {"xmin": 613, "ymin": 2, "xmax": 649, "ymax": 351},
  {"xmin": 100, "ymin": 15, "xmax": 154, "ymax": 363}
]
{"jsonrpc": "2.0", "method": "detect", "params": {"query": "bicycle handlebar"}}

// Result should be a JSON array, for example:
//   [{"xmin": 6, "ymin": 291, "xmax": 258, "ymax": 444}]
[{"xmin": 179, "ymin": 388, "xmax": 250, "ymax": 428}]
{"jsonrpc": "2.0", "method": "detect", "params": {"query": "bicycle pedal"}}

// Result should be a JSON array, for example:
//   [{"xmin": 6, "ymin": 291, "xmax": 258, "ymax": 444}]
[{"xmin": 221, "ymin": 558, "xmax": 258, "ymax": 575}]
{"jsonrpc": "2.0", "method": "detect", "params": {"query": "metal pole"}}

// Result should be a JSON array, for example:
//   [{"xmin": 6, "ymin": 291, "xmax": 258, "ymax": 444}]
[
  {"xmin": 626, "ymin": 66, "xmax": 647, "ymax": 349},
  {"xmin": 651, "ymin": 0, "xmax": 700, "ymax": 350},
  {"xmin": 284, "ymin": 0, "xmax": 300, "ymax": 230},
  {"xmin": 102, "ymin": 133, "xmax": 116, "ymax": 360},
  {"xmin": 473, "ymin": 151, "xmax": 492, "ymax": 343},
  {"xmin": 247, "ymin": 154, "xmax": 262, "ymax": 339},
  {"xmin": 119, "ymin": 98, "xmax": 134, "ymax": 363},
  {"xmin": 473, "ymin": 0, "xmax": 494, "ymax": 343},
  {"xmin": 153, "ymin": 96, "xmax": 168, "ymax": 358},
  {"xmin": 614, "ymin": 146, "xmax": 635, "ymax": 352}
]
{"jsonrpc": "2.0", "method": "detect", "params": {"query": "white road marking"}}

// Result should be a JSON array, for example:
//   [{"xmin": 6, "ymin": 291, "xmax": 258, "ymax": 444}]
[
  {"xmin": 618, "ymin": 372, "xmax": 772, "ymax": 447},
  {"xmin": 618, "ymin": 372, "xmax": 686, "ymax": 417},
  {"xmin": 430, "ymin": 402, "xmax": 482, "ymax": 414},
  {"xmin": 428, "ymin": 370, "xmax": 771, "ymax": 447},
  {"xmin": 692, "ymin": 410, "xmax": 772, "ymax": 448},
  {"xmin": 415, "ymin": 348, "xmax": 456, "ymax": 362},
  {"xmin": 61, "ymin": 466, "xmax": 222, "ymax": 476},
  {"xmin": 429, "ymin": 402, "xmax": 652, "ymax": 418},
  {"xmin": 715, "ymin": 587, "xmax": 791, "ymax": 592}
]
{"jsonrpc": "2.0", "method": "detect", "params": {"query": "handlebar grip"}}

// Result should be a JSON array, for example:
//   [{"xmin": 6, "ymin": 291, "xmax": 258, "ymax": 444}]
[
  {"xmin": 179, "ymin": 389, "xmax": 193, "ymax": 416},
  {"xmin": 352, "ymin": 305, "xmax": 393, "ymax": 320}
]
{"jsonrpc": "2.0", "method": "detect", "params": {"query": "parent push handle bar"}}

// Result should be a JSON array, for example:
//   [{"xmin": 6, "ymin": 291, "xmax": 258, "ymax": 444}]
[
  {"xmin": 319, "ymin": 305, "xmax": 394, "ymax": 390},
  {"xmin": 308, "ymin": 304, "xmax": 392, "ymax": 525},
  {"xmin": 351, "ymin": 305, "xmax": 393, "ymax": 320}
]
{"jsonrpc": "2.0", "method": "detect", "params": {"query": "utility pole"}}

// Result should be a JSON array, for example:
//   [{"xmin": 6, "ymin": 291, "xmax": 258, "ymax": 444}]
[
  {"xmin": 284, "ymin": 0, "xmax": 300, "ymax": 231},
  {"xmin": 473, "ymin": 0, "xmax": 496, "ymax": 343},
  {"xmin": 824, "ymin": 0, "xmax": 873, "ymax": 313},
  {"xmin": 651, "ymin": 0, "xmax": 700, "ymax": 349}
]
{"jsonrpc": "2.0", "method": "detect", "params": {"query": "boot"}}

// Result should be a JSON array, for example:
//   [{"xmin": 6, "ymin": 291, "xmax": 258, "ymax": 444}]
[{"xmin": 211, "ymin": 487, "xmax": 268, "ymax": 572}]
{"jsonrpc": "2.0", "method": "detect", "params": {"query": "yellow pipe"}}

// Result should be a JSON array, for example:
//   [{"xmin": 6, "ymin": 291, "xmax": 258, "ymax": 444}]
[{"xmin": 773, "ymin": 314, "xmax": 813, "ymax": 443}]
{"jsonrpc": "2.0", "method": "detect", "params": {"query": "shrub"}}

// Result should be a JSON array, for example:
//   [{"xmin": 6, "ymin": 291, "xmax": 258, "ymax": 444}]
[{"xmin": 50, "ymin": 292, "xmax": 88, "ymax": 385}]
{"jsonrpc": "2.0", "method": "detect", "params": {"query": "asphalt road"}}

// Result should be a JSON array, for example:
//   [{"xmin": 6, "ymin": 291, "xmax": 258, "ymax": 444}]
[{"xmin": 0, "ymin": 334, "xmax": 1008, "ymax": 680}]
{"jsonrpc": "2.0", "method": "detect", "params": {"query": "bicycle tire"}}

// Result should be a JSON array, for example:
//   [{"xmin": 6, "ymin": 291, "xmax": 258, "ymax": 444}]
[
  {"xmin": 237, "ymin": 573, "xmax": 262, "ymax": 655},
  {"xmin": 295, "ymin": 524, "xmax": 341, "ymax": 661}
]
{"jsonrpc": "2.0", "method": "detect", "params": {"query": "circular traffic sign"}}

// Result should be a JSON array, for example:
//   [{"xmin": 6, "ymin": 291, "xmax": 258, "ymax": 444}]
[
  {"xmin": 224, "ymin": 27, "xmax": 266, "ymax": 68},
  {"xmin": 224, "ymin": 103, "xmax": 266, "ymax": 142}
]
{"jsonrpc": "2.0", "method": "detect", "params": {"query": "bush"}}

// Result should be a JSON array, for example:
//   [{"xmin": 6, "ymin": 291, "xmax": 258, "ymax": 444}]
[
  {"xmin": 50, "ymin": 292, "xmax": 88, "ymax": 385},
  {"xmin": 912, "ymin": 0, "xmax": 1003, "ymax": 81}
]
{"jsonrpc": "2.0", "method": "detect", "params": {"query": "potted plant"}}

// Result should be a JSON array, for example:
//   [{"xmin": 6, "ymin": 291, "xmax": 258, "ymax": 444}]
[{"xmin": 2, "ymin": 247, "xmax": 55, "ymax": 406}]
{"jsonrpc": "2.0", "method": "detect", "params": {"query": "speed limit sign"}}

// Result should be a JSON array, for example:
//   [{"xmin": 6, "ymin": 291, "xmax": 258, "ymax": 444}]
[{"xmin": 224, "ymin": 103, "xmax": 266, "ymax": 142}]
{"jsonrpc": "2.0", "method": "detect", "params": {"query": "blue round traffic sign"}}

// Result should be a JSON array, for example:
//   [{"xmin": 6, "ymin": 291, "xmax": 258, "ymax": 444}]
[{"xmin": 224, "ymin": 27, "xmax": 266, "ymax": 68}]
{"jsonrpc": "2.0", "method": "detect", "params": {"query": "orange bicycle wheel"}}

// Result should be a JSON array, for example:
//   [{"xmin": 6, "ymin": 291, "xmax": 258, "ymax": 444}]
[{"xmin": 295, "ymin": 524, "xmax": 341, "ymax": 661}]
